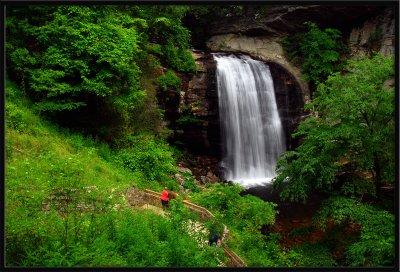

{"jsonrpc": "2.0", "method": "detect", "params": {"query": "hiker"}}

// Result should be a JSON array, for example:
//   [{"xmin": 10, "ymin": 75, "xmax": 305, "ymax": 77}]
[
  {"xmin": 209, "ymin": 233, "xmax": 221, "ymax": 247},
  {"xmin": 169, "ymin": 187, "xmax": 178, "ymax": 200},
  {"xmin": 160, "ymin": 187, "xmax": 169, "ymax": 208},
  {"xmin": 217, "ymin": 236, "xmax": 222, "ymax": 247}
]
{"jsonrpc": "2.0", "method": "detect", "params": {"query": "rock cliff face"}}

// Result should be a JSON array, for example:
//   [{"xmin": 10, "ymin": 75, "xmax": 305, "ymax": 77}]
[
  {"xmin": 206, "ymin": 34, "xmax": 310, "ymax": 103},
  {"xmin": 348, "ymin": 7, "xmax": 395, "ymax": 57},
  {"xmin": 205, "ymin": 5, "xmax": 395, "ymax": 104},
  {"xmin": 268, "ymin": 62, "xmax": 305, "ymax": 151},
  {"xmin": 208, "ymin": 5, "xmax": 386, "ymax": 38},
  {"xmin": 162, "ymin": 5, "xmax": 395, "ymax": 179},
  {"xmin": 173, "ymin": 51, "xmax": 221, "ymax": 157},
  {"xmin": 172, "ymin": 51, "xmax": 305, "ymax": 161}
]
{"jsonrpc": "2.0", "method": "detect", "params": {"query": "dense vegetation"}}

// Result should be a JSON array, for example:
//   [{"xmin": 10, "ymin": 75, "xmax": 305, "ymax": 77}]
[
  {"xmin": 6, "ymin": 81, "xmax": 224, "ymax": 266},
  {"xmin": 6, "ymin": 5, "xmax": 195, "ymax": 142},
  {"xmin": 5, "ymin": 4, "xmax": 395, "ymax": 268},
  {"xmin": 274, "ymin": 54, "xmax": 395, "ymax": 202},
  {"xmin": 191, "ymin": 184, "xmax": 305, "ymax": 266},
  {"xmin": 6, "ymin": 5, "xmax": 211, "ymax": 267},
  {"xmin": 276, "ymin": 27, "xmax": 395, "ymax": 266},
  {"xmin": 282, "ymin": 22, "xmax": 347, "ymax": 89}
]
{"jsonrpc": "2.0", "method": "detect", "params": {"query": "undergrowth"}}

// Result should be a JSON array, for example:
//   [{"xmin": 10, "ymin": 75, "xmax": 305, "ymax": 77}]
[{"xmin": 6, "ymin": 80, "xmax": 219, "ymax": 266}]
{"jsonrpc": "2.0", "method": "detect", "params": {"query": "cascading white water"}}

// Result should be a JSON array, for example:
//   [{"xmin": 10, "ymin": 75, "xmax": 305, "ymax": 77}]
[{"xmin": 214, "ymin": 54, "xmax": 286, "ymax": 187}]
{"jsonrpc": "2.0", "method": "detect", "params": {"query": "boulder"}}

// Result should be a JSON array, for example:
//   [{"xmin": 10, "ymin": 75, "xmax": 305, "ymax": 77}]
[
  {"xmin": 205, "ymin": 171, "xmax": 219, "ymax": 184},
  {"xmin": 175, "ymin": 173, "xmax": 185, "ymax": 186},
  {"xmin": 177, "ymin": 166, "xmax": 193, "ymax": 175}
]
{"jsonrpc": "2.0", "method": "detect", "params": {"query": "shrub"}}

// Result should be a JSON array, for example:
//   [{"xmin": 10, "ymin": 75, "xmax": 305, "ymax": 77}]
[
  {"xmin": 113, "ymin": 134, "xmax": 177, "ymax": 182},
  {"xmin": 156, "ymin": 69, "xmax": 181, "ymax": 92},
  {"xmin": 315, "ymin": 196, "xmax": 395, "ymax": 266},
  {"xmin": 234, "ymin": 195, "xmax": 277, "ymax": 231},
  {"xmin": 7, "ymin": 206, "xmax": 221, "ymax": 266},
  {"xmin": 161, "ymin": 42, "xmax": 197, "ymax": 73},
  {"xmin": 281, "ymin": 21, "xmax": 347, "ymax": 87},
  {"xmin": 274, "ymin": 54, "xmax": 394, "ymax": 202},
  {"xmin": 289, "ymin": 242, "xmax": 337, "ymax": 266},
  {"xmin": 191, "ymin": 183, "xmax": 243, "ymax": 212}
]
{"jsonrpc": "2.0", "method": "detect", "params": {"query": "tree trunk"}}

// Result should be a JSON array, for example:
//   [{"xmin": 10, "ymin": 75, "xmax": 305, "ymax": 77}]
[{"xmin": 373, "ymin": 152, "xmax": 382, "ymax": 197}]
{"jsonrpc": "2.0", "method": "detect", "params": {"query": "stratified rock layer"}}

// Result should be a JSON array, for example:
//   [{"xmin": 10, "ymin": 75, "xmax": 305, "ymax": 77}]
[
  {"xmin": 206, "ymin": 35, "xmax": 310, "ymax": 103},
  {"xmin": 208, "ymin": 5, "xmax": 386, "ymax": 38}
]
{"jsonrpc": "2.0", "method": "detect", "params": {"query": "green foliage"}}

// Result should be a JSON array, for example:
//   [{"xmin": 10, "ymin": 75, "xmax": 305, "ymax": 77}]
[
  {"xmin": 6, "ymin": 5, "xmax": 196, "ymax": 143},
  {"xmin": 134, "ymin": 6, "xmax": 196, "ymax": 73},
  {"xmin": 125, "ymin": 54, "xmax": 173, "ymax": 139},
  {"xmin": 282, "ymin": 22, "xmax": 347, "ymax": 86},
  {"xmin": 339, "ymin": 175, "xmax": 375, "ymax": 199},
  {"xmin": 192, "ymin": 183, "xmax": 276, "ymax": 230},
  {"xmin": 5, "ymin": 80, "xmax": 43, "ymax": 133},
  {"xmin": 192, "ymin": 183, "xmax": 242, "ymax": 212},
  {"xmin": 234, "ymin": 195, "xmax": 276, "ymax": 231},
  {"xmin": 234, "ymin": 231, "xmax": 298, "ymax": 266},
  {"xmin": 289, "ymin": 242, "xmax": 337, "ymax": 266},
  {"xmin": 7, "ymin": 6, "xmax": 145, "ymax": 112},
  {"xmin": 315, "ymin": 197, "xmax": 394, "ymax": 266},
  {"xmin": 6, "ymin": 102, "xmax": 30, "ymax": 132},
  {"xmin": 167, "ymin": 198, "xmax": 198, "ymax": 227},
  {"xmin": 182, "ymin": 172, "xmax": 201, "ymax": 193},
  {"xmin": 157, "ymin": 69, "xmax": 181, "ymax": 92},
  {"xmin": 6, "ymin": 82, "xmax": 221, "ymax": 267},
  {"xmin": 161, "ymin": 42, "xmax": 197, "ymax": 72},
  {"xmin": 7, "ymin": 206, "xmax": 221, "ymax": 266},
  {"xmin": 204, "ymin": 217, "xmax": 225, "ymax": 237},
  {"xmin": 177, "ymin": 112, "xmax": 203, "ymax": 126},
  {"xmin": 113, "ymin": 134, "xmax": 177, "ymax": 182},
  {"xmin": 111, "ymin": 209, "xmax": 219, "ymax": 267},
  {"xmin": 274, "ymin": 54, "xmax": 395, "ymax": 202},
  {"xmin": 190, "ymin": 183, "xmax": 284, "ymax": 266}
]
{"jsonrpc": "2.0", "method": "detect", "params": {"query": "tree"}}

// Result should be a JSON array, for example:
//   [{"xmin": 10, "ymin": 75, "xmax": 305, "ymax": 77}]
[
  {"xmin": 315, "ymin": 196, "xmax": 394, "ymax": 266},
  {"xmin": 282, "ymin": 22, "xmax": 347, "ymax": 90},
  {"xmin": 133, "ymin": 5, "xmax": 196, "ymax": 72},
  {"xmin": 273, "ymin": 54, "xmax": 394, "ymax": 202},
  {"xmin": 7, "ymin": 5, "xmax": 145, "ymax": 113},
  {"xmin": 6, "ymin": 5, "xmax": 196, "ymax": 142}
]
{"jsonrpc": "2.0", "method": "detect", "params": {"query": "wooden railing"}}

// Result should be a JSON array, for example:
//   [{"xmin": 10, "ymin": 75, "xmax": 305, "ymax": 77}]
[{"xmin": 132, "ymin": 189, "xmax": 246, "ymax": 267}]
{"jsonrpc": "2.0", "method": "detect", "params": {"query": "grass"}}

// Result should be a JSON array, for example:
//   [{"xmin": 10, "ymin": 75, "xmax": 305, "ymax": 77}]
[
  {"xmin": 6, "ymin": 80, "xmax": 140, "ymax": 194},
  {"xmin": 5, "ymin": 80, "xmax": 222, "ymax": 267}
]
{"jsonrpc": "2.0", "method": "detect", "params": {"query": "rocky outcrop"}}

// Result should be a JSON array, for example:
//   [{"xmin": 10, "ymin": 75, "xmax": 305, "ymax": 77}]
[
  {"xmin": 206, "ymin": 34, "xmax": 310, "ymax": 104},
  {"xmin": 269, "ymin": 62, "xmax": 306, "ymax": 150},
  {"xmin": 208, "ymin": 5, "xmax": 386, "ymax": 38},
  {"xmin": 348, "ymin": 7, "xmax": 395, "ymax": 57},
  {"xmin": 205, "ymin": 5, "xmax": 394, "ymax": 106},
  {"xmin": 174, "ymin": 51, "xmax": 221, "ymax": 156},
  {"xmin": 176, "ymin": 156, "xmax": 220, "ymax": 186},
  {"xmin": 206, "ymin": 34, "xmax": 308, "ymax": 151},
  {"xmin": 165, "ymin": 5, "xmax": 394, "ymax": 180},
  {"xmin": 176, "ymin": 50, "xmax": 306, "ymax": 165}
]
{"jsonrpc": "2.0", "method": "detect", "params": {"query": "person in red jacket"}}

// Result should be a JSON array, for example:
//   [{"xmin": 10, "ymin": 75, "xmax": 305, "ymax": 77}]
[{"xmin": 160, "ymin": 187, "xmax": 169, "ymax": 208}]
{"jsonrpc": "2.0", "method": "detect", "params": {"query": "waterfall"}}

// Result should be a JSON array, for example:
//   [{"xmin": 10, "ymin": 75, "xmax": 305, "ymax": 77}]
[{"xmin": 214, "ymin": 54, "xmax": 286, "ymax": 187}]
